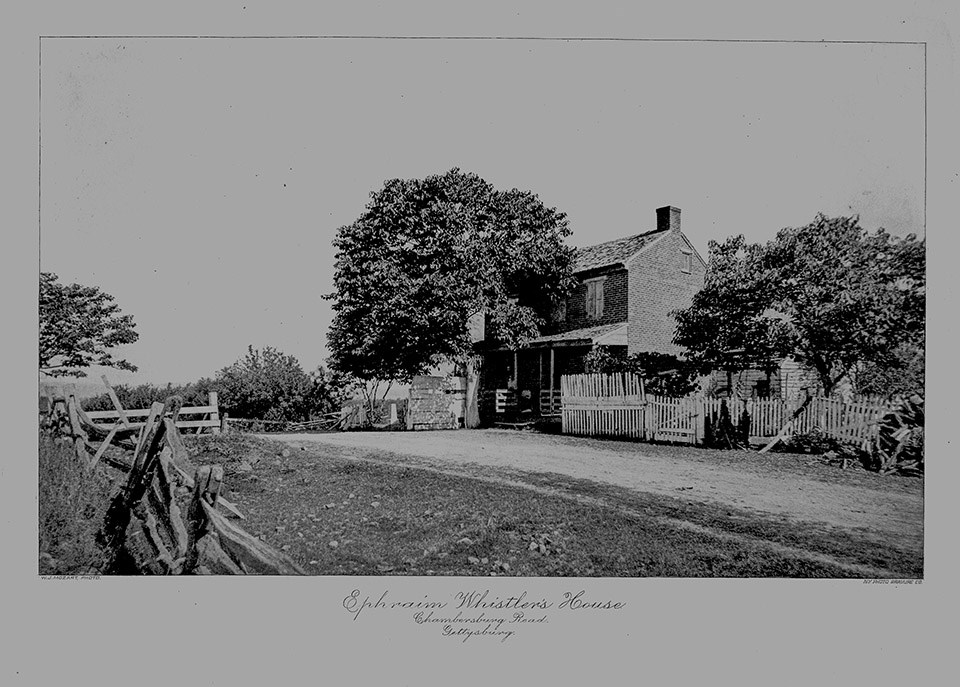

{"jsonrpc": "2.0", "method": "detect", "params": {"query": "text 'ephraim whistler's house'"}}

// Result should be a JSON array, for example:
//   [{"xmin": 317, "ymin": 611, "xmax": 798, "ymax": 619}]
[{"xmin": 477, "ymin": 206, "xmax": 707, "ymax": 416}]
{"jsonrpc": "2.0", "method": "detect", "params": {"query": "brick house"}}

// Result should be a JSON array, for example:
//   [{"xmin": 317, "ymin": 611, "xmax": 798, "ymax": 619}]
[{"xmin": 479, "ymin": 206, "xmax": 706, "ymax": 414}]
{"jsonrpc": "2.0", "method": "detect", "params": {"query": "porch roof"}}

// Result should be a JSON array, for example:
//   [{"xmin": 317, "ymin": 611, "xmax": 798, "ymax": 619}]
[{"xmin": 525, "ymin": 323, "xmax": 628, "ymax": 348}]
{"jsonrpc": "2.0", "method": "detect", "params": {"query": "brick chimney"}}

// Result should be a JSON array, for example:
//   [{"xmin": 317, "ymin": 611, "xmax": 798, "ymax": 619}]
[{"xmin": 656, "ymin": 206, "xmax": 681, "ymax": 233}]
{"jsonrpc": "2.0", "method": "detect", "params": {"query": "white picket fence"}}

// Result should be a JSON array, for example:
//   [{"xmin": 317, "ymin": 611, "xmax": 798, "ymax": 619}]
[{"xmin": 560, "ymin": 373, "xmax": 893, "ymax": 446}]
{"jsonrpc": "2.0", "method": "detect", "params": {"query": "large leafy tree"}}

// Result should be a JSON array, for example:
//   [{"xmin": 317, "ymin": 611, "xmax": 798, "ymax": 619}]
[
  {"xmin": 327, "ymin": 169, "xmax": 575, "ymax": 406},
  {"xmin": 673, "ymin": 214, "xmax": 925, "ymax": 398},
  {"xmin": 39, "ymin": 272, "xmax": 139, "ymax": 377}
]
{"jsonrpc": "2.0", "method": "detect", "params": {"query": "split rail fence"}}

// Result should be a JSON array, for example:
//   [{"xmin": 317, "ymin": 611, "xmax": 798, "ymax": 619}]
[
  {"xmin": 85, "ymin": 390, "xmax": 223, "ymax": 434},
  {"xmin": 560, "ymin": 373, "xmax": 893, "ymax": 447},
  {"xmin": 46, "ymin": 394, "xmax": 304, "ymax": 574}
]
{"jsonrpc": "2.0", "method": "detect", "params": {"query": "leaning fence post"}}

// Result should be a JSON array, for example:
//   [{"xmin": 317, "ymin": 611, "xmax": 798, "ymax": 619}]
[{"xmin": 101, "ymin": 374, "xmax": 132, "ymax": 430}]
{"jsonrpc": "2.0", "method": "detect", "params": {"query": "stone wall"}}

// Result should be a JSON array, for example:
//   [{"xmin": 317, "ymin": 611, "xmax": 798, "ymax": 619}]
[{"xmin": 407, "ymin": 375, "xmax": 467, "ymax": 430}]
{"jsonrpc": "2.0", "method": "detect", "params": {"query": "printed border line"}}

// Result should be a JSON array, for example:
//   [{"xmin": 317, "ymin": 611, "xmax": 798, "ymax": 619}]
[{"xmin": 38, "ymin": 35, "xmax": 926, "ymax": 45}]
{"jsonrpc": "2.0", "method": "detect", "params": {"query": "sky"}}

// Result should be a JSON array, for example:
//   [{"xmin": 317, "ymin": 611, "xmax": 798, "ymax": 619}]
[{"xmin": 39, "ymin": 37, "xmax": 925, "ymax": 386}]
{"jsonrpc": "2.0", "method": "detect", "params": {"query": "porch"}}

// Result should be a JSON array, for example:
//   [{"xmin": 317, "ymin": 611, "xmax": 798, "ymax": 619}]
[{"xmin": 480, "ymin": 323, "xmax": 627, "ymax": 419}]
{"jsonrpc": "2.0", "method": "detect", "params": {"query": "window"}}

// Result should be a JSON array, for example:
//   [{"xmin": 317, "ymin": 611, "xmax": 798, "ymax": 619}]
[
  {"xmin": 555, "ymin": 300, "xmax": 567, "ymax": 322},
  {"xmin": 585, "ymin": 278, "xmax": 605, "ymax": 319},
  {"xmin": 679, "ymin": 249, "xmax": 693, "ymax": 274},
  {"xmin": 754, "ymin": 380, "xmax": 770, "ymax": 399}
]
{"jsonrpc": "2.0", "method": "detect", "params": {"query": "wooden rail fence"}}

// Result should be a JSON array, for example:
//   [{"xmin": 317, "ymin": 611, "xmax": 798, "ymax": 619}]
[
  {"xmin": 84, "ymin": 391, "xmax": 223, "ymax": 434},
  {"xmin": 47, "ymin": 394, "xmax": 304, "ymax": 574},
  {"xmin": 560, "ymin": 373, "xmax": 893, "ymax": 448}
]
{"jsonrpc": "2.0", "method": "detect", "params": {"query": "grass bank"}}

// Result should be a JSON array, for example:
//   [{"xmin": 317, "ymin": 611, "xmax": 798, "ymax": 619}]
[{"xmin": 38, "ymin": 435, "xmax": 117, "ymax": 574}]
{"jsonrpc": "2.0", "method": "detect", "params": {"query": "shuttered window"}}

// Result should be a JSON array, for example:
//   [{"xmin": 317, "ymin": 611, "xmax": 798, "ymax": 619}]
[{"xmin": 585, "ymin": 278, "xmax": 605, "ymax": 319}]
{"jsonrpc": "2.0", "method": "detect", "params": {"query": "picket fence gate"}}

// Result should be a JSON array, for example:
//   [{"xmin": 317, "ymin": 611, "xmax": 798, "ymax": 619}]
[{"xmin": 560, "ymin": 373, "xmax": 892, "ymax": 447}]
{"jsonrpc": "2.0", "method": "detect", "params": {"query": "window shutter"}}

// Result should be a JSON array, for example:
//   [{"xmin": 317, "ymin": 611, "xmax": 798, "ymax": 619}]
[
  {"xmin": 586, "ymin": 283, "xmax": 596, "ymax": 317},
  {"xmin": 595, "ymin": 281, "xmax": 604, "ymax": 317}
]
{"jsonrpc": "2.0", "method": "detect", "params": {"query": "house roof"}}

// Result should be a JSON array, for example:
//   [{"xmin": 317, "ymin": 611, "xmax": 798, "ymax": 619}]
[
  {"xmin": 526, "ymin": 323, "xmax": 628, "ymax": 348},
  {"xmin": 573, "ymin": 228, "xmax": 667, "ymax": 273}
]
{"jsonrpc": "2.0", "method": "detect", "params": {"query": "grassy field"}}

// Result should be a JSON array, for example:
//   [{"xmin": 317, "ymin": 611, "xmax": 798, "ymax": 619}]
[{"xmin": 186, "ymin": 433, "xmax": 918, "ymax": 578}]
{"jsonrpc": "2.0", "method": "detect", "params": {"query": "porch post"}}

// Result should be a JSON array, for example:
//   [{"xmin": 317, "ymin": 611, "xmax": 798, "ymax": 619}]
[
  {"xmin": 549, "ymin": 348, "xmax": 555, "ymax": 399},
  {"xmin": 512, "ymin": 350, "xmax": 518, "ymax": 388}
]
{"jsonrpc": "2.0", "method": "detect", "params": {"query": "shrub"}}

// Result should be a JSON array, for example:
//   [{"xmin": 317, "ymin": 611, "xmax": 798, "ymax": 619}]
[
  {"xmin": 777, "ymin": 429, "xmax": 866, "ymax": 466},
  {"xmin": 216, "ymin": 346, "xmax": 356, "ymax": 422},
  {"xmin": 781, "ymin": 428, "xmax": 843, "ymax": 454}
]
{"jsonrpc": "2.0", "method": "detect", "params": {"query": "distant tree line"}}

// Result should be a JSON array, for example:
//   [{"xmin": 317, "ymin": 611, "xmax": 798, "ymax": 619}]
[{"xmin": 82, "ymin": 346, "xmax": 356, "ymax": 422}]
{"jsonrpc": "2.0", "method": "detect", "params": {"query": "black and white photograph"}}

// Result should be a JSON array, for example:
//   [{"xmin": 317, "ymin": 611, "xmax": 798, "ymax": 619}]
[
  {"xmin": 10, "ymin": 2, "xmax": 958, "ymax": 683},
  {"xmin": 37, "ymin": 33, "xmax": 927, "ymax": 580}
]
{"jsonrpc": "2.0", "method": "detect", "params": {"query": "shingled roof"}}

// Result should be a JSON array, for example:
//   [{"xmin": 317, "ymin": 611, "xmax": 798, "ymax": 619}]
[
  {"xmin": 572, "ymin": 228, "xmax": 667, "ymax": 273},
  {"xmin": 526, "ymin": 323, "xmax": 627, "ymax": 347}
]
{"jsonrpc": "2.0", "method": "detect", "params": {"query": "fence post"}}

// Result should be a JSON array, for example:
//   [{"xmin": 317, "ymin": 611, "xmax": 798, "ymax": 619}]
[
  {"xmin": 208, "ymin": 391, "xmax": 221, "ymax": 435},
  {"xmin": 695, "ymin": 396, "xmax": 704, "ymax": 445}
]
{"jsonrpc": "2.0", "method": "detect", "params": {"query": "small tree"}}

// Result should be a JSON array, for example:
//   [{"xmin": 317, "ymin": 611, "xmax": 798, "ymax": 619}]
[
  {"xmin": 39, "ymin": 272, "xmax": 139, "ymax": 377},
  {"xmin": 215, "ymin": 346, "xmax": 355, "ymax": 422}
]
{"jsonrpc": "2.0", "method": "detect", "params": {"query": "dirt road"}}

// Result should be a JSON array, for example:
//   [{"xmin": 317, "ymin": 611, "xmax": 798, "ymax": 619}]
[{"xmin": 269, "ymin": 429, "xmax": 923, "ymax": 554}]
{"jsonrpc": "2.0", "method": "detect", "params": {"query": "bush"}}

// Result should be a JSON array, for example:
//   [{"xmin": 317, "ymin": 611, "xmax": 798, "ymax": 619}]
[
  {"xmin": 781, "ymin": 428, "xmax": 844, "ymax": 454},
  {"xmin": 867, "ymin": 395, "xmax": 924, "ymax": 474},
  {"xmin": 776, "ymin": 429, "xmax": 866, "ymax": 466},
  {"xmin": 216, "ymin": 346, "xmax": 356, "ymax": 422},
  {"xmin": 38, "ymin": 435, "xmax": 115, "ymax": 574}
]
